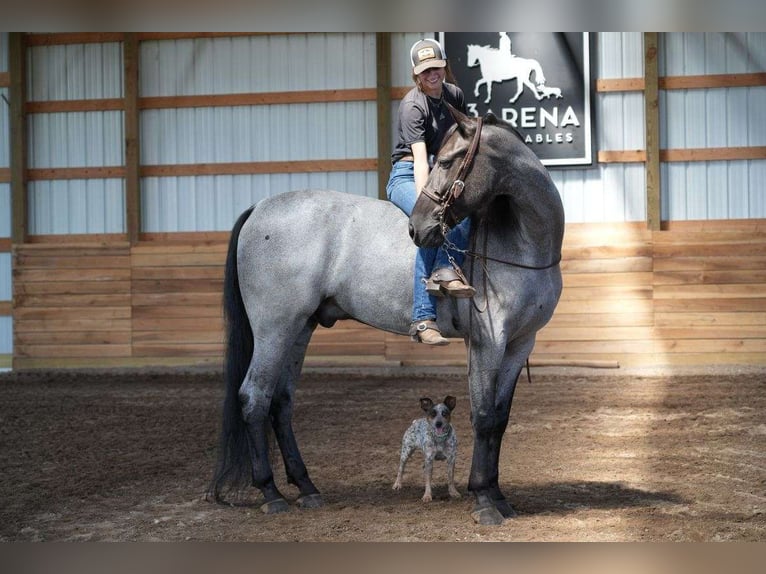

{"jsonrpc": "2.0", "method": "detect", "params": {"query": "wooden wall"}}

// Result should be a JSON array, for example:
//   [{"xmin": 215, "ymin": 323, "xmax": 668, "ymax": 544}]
[{"xmin": 12, "ymin": 220, "xmax": 766, "ymax": 369}]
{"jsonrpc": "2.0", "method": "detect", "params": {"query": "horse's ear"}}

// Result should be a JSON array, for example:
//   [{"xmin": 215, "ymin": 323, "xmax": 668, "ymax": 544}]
[
  {"xmin": 445, "ymin": 102, "xmax": 473, "ymax": 136},
  {"xmin": 483, "ymin": 111, "xmax": 500, "ymax": 125}
]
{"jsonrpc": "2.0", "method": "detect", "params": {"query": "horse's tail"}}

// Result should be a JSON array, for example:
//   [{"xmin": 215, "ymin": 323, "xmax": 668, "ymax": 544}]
[{"xmin": 207, "ymin": 205, "xmax": 256, "ymax": 503}]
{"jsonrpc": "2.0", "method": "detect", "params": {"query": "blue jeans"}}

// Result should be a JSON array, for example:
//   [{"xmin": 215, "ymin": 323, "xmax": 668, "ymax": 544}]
[{"xmin": 386, "ymin": 161, "xmax": 471, "ymax": 322}]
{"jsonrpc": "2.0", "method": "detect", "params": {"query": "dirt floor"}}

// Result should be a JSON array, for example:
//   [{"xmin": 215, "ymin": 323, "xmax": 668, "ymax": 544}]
[{"xmin": 0, "ymin": 366, "xmax": 764, "ymax": 542}]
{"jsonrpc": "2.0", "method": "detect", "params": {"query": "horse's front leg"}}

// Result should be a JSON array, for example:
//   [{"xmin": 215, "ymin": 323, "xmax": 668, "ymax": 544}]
[{"xmin": 467, "ymin": 337, "xmax": 534, "ymax": 525}]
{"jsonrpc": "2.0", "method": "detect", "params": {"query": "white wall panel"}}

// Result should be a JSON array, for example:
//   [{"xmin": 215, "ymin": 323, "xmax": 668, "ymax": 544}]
[
  {"xmin": 0, "ymin": 33, "xmax": 8, "ymax": 73},
  {"xmin": 28, "ymin": 180, "xmax": 125, "ymax": 234},
  {"xmin": 0, "ymin": 317, "xmax": 11, "ymax": 356},
  {"xmin": 139, "ymin": 34, "xmax": 379, "ymax": 232},
  {"xmin": 0, "ymin": 184, "xmax": 10, "ymax": 237},
  {"xmin": 26, "ymin": 42, "xmax": 125, "ymax": 235},
  {"xmin": 141, "ymin": 171, "xmax": 377, "ymax": 232},
  {"xmin": 659, "ymin": 33, "xmax": 766, "ymax": 220}
]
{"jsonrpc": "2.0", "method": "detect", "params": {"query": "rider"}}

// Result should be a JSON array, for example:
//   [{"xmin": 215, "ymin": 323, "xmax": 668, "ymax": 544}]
[{"xmin": 386, "ymin": 38, "xmax": 474, "ymax": 346}]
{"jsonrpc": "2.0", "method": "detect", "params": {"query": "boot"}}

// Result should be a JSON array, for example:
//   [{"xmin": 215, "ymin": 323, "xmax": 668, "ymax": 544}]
[
  {"xmin": 409, "ymin": 320, "xmax": 450, "ymax": 346},
  {"xmin": 426, "ymin": 267, "xmax": 476, "ymax": 299}
]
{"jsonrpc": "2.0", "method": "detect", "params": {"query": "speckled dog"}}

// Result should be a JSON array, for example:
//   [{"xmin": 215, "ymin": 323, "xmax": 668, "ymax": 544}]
[{"xmin": 393, "ymin": 396, "xmax": 460, "ymax": 502}]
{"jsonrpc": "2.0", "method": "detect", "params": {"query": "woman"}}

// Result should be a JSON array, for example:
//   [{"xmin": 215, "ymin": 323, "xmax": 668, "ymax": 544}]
[{"xmin": 386, "ymin": 38, "xmax": 474, "ymax": 346}]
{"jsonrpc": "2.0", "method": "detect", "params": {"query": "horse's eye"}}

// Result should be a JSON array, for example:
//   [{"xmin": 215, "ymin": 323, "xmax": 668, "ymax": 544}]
[{"xmin": 437, "ymin": 158, "xmax": 453, "ymax": 168}]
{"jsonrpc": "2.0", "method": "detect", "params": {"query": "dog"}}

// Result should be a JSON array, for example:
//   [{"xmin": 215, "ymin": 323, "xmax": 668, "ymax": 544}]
[
  {"xmin": 393, "ymin": 396, "xmax": 460, "ymax": 502},
  {"xmin": 538, "ymin": 84, "xmax": 563, "ymax": 99}
]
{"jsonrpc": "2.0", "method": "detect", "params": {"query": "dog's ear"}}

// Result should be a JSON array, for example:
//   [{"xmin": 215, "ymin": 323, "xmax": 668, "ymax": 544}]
[
  {"xmin": 420, "ymin": 397, "xmax": 434, "ymax": 412},
  {"xmin": 444, "ymin": 396, "xmax": 457, "ymax": 411}
]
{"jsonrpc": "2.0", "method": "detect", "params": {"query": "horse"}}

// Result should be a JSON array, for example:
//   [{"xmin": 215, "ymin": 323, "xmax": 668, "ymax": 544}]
[
  {"xmin": 208, "ymin": 105, "xmax": 565, "ymax": 525},
  {"xmin": 466, "ymin": 44, "xmax": 547, "ymax": 104}
]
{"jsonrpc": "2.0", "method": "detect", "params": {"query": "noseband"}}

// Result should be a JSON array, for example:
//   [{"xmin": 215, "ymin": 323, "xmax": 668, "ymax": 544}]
[{"xmin": 420, "ymin": 117, "xmax": 483, "ymax": 227}]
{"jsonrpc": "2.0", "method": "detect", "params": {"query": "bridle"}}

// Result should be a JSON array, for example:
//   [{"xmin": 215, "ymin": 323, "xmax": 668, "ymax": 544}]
[
  {"xmin": 419, "ymin": 117, "xmax": 483, "ymax": 228},
  {"xmin": 418, "ymin": 116, "xmax": 561, "ymax": 273}
]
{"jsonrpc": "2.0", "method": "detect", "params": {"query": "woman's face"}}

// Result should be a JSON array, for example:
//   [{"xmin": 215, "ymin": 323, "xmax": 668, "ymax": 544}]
[{"xmin": 418, "ymin": 66, "xmax": 446, "ymax": 95}]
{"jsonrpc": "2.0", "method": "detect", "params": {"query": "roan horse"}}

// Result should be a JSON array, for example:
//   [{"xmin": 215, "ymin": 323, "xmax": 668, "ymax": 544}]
[
  {"xmin": 467, "ymin": 44, "xmax": 547, "ymax": 104},
  {"xmin": 208, "ymin": 106, "xmax": 564, "ymax": 525}
]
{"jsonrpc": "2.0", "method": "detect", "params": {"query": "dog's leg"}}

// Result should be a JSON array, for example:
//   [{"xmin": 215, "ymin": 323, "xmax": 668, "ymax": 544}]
[
  {"xmin": 447, "ymin": 453, "xmax": 461, "ymax": 499},
  {"xmin": 422, "ymin": 455, "xmax": 434, "ymax": 502},
  {"xmin": 393, "ymin": 445, "xmax": 414, "ymax": 490}
]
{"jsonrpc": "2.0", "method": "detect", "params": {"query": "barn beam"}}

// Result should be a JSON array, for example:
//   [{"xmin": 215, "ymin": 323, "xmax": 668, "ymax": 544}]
[
  {"xmin": 376, "ymin": 33, "xmax": 392, "ymax": 201},
  {"xmin": 644, "ymin": 32, "xmax": 661, "ymax": 232},
  {"xmin": 124, "ymin": 33, "xmax": 141, "ymax": 245},
  {"xmin": 9, "ymin": 33, "xmax": 28, "ymax": 245}
]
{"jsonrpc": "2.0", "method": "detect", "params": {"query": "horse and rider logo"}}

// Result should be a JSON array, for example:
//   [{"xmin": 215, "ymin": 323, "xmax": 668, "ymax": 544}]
[
  {"xmin": 442, "ymin": 32, "xmax": 594, "ymax": 166},
  {"xmin": 466, "ymin": 33, "xmax": 563, "ymax": 104}
]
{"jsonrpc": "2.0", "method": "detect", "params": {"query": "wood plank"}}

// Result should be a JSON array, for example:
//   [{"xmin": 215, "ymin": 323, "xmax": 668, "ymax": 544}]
[
  {"xmin": 132, "ymin": 306, "xmax": 221, "ymax": 319},
  {"xmin": 654, "ymin": 298, "xmax": 766, "ymax": 313},
  {"xmin": 653, "ymin": 269, "xmax": 766, "ymax": 286},
  {"xmin": 563, "ymin": 243, "xmax": 652, "ymax": 259},
  {"xmin": 660, "ymin": 72, "xmax": 766, "ymax": 90},
  {"xmin": 535, "ymin": 326, "xmax": 656, "ymax": 342},
  {"xmin": 132, "ymin": 317, "xmax": 223, "ymax": 332},
  {"xmin": 131, "ymin": 292, "xmax": 223, "ymax": 307},
  {"xmin": 655, "ymin": 326, "xmax": 766, "ymax": 340},
  {"xmin": 13, "ymin": 306, "xmax": 131, "ymax": 320},
  {"xmin": 16, "ymin": 331, "xmax": 132, "ymax": 345},
  {"xmin": 545, "ymin": 312, "xmax": 655, "ymax": 328},
  {"xmin": 15, "ymin": 268, "xmax": 132, "ymax": 282},
  {"xmin": 0, "ymin": 72, "xmax": 9, "ymax": 88},
  {"xmin": 14, "ymin": 255, "xmax": 130, "ymax": 269},
  {"xmin": 131, "ymin": 278, "xmax": 223, "ymax": 294},
  {"xmin": 560, "ymin": 257, "xmax": 653, "ymax": 274},
  {"xmin": 0, "ymin": 301, "xmax": 11, "ymax": 316},
  {"xmin": 26, "ymin": 99, "xmax": 124, "ymax": 113},
  {"xmin": 26, "ymin": 33, "xmax": 125, "ymax": 46},
  {"xmin": 661, "ymin": 146, "xmax": 766, "ymax": 162},
  {"xmin": 653, "ymin": 241, "xmax": 766, "ymax": 258},
  {"xmin": 131, "ymin": 252, "xmax": 225, "ymax": 268},
  {"xmin": 660, "ymin": 219, "xmax": 766, "ymax": 233},
  {"xmin": 658, "ymin": 339, "xmax": 766, "ymax": 354},
  {"xmin": 563, "ymin": 272, "xmax": 653, "ymax": 288},
  {"xmin": 138, "ymin": 231, "xmax": 229, "ymax": 244},
  {"xmin": 653, "ymin": 255, "xmax": 766, "ymax": 273},
  {"xmin": 596, "ymin": 77, "xmax": 644, "ymax": 92},
  {"xmin": 645, "ymin": 32, "xmax": 661, "ymax": 232},
  {"xmin": 560, "ymin": 285, "xmax": 653, "ymax": 301},
  {"xmin": 0, "ymin": 168, "xmax": 10, "ymax": 183},
  {"xmin": 654, "ymin": 312, "xmax": 766, "ymax": 327},
  {"xmin": 0, "ymin": 237, "xmax": 11, "ymax": 251},
  {"xmin": 140, "ymin": 159, "xmax": 376, "ymax": 177},
  {"xmin": 14, "ymin": 318, "xmax": 132, "ymax": 332},
  {"xmin": 16, "ymin": 293, "xmax": 132, "ymax": 307},
  {"xmin": 654, "ymin": 283, "xmax": 766, "ymax": 299},
  {"xmin": 598, "ymin": 150, "xmax": 646, "ymax": 163},
  {"xmin": 27, "ymin": 166, "xmax": 126, "ymax": 180},
  {"xmin": 23, "ymin": 234, "xmax": 129, "ymax": 246},
  {"xmin": 131, "ymin": 343, "xmax": 223, "ymax": 357},
  {"xmin": 139, "ymin": 88, "xmax": 376, "ymax": 109},
  {"xmin": 132, "ymin": 266, "xmax": 223, "ymax": 280},
  {"xmin": 132, "ymin": 330, "xmax": 224, "ymax": 344},
  {"xmin": 15, "ymin": 344, "xmax": 132, "ymax": 358},
  {"xmin": 15, "ymin": 280, "xmax": 131, "ymax": 295}
]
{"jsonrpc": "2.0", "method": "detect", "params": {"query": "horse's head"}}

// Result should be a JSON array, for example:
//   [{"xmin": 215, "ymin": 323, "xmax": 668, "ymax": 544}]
[
  {"xmin": 409, "ymin": 105, "xmax": 502, "ymax": 248},
  {"xmin": 466, "ymin": 45, "xmax": 479, "ymax": 67}
]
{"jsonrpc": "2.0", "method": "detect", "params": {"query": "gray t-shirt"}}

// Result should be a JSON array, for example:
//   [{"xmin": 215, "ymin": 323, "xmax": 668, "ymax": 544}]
[{"xmin": 391, "ymin": 83, "xmax": 467, "ymax": 165}]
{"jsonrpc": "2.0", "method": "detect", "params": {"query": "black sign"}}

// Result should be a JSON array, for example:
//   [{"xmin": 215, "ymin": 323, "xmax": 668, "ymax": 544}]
[{"xmin": 440, "ymin": 33, "xmax": 595, "ymax": 167}]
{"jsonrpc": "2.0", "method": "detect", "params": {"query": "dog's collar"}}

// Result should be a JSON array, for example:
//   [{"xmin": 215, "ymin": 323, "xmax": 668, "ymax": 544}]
[{"xmin": 431, "ymin": 424, "xmax": 452, "ymax": 442}]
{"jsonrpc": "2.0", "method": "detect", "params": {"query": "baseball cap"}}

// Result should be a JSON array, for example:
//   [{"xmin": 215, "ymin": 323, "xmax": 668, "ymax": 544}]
[{"xmin": 410, "ymin": 39, "xmax": 447, "ymax": 75}]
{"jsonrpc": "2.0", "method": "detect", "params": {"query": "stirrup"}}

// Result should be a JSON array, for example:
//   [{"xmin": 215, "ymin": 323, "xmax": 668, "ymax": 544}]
[
  {"xmin": 409, "ymin": 320, "xmax": 450, "ymax": 346},
  {"xmin": 426, "ymin": 267, "xmax": 476, "ymax": 299}
]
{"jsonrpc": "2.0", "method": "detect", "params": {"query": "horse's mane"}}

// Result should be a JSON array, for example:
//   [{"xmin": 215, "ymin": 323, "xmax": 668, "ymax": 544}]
[{"xmin": 482, "ymin": 112, "xmax": 526, "ymax": 146}]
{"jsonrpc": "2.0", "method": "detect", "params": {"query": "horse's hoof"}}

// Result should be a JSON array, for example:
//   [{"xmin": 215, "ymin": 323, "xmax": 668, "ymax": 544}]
[
  {"xmin": 471, "ymin": 506, "xmax": 505, "ymax": 525},
  {"xmin": 494, "ymin": 499, "xmax": 517, "ymax": 518},
  {"xmin": 260, "ymin": 498, "xmax": 290, "ymax": 515},
  {"xmin": 297, "ymin": 493, "xmax": 324, "ymax": 509}
]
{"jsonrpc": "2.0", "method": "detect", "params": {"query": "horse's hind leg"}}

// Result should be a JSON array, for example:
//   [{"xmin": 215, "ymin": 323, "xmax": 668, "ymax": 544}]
[
  {"xmin": 270, "ymin": 319, "xmax": 324, "ymax": 509},
  {"xmin": 239, "ymin": 325, "xmax": 310, "ymax": 514}
]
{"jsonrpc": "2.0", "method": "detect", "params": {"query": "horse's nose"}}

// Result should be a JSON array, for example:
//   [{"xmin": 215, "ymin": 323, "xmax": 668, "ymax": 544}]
[{"xmin": 408, "ymin": 222, "xmax": 415, "ymax": 239}]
